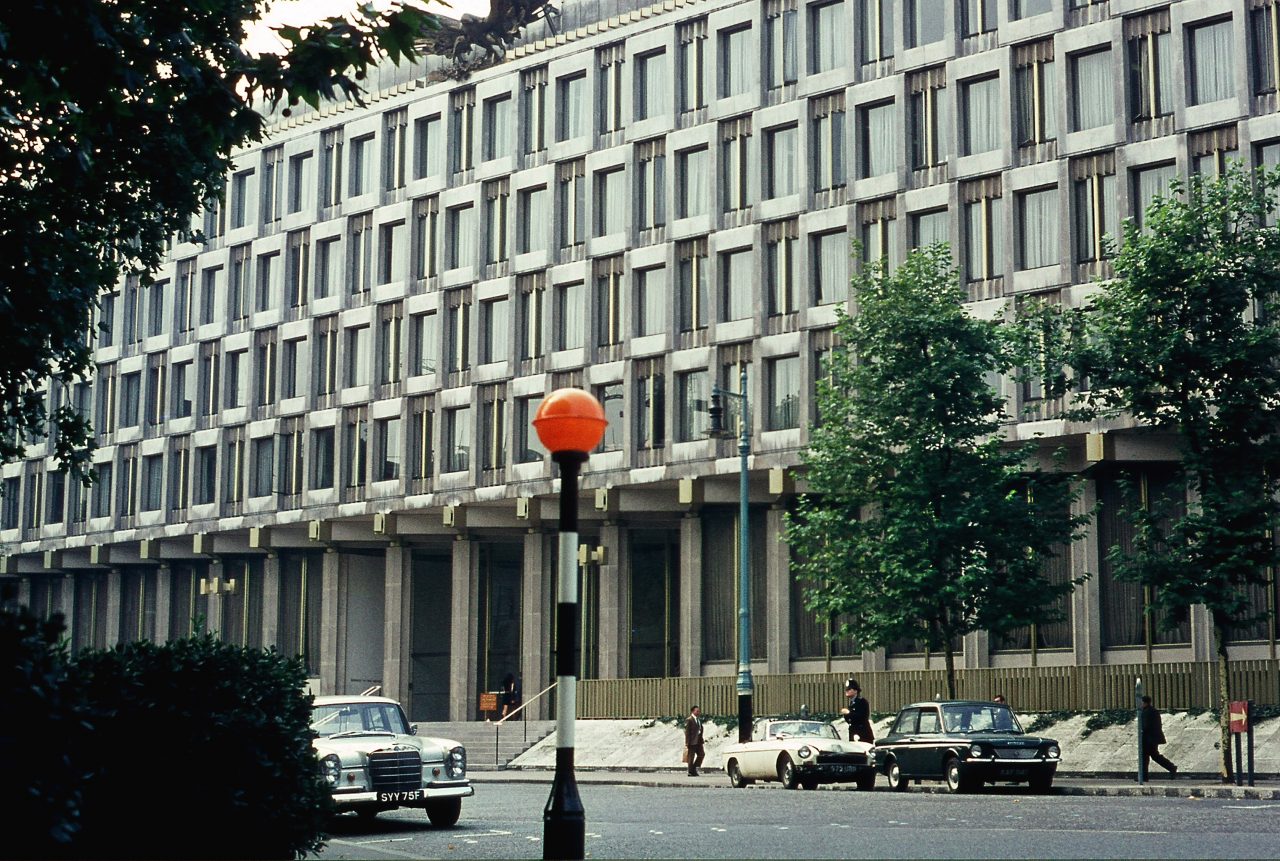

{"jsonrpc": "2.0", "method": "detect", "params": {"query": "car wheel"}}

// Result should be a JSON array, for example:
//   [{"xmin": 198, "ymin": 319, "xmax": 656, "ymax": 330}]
[
  {"xmin": 356, "ymin": 808, "xmax": 379, "ymax": 823},
  {"xmin": 778, "ymin": 755, "xmax": 800, "ymax": 790},
  {"xmin": 426, "ymin": 798, "xmax": 462, "ymax": 828},
  {"xmin": 886, "ymin": 759, "xmax": 909, "ymax": 792},
  {"xmin": 856, "ymin": 770, "xmax": 876, "ymax": 792},
  {"xmin": 945, "ymin": 757, "xmax": 970, "ymax": 794},
  {"xmin": 728, "ymin": 759, "xmax": 751, "ymax": 788},
  {"xmin": 1029, "ymin": 773, "xmax": 1054, "ymax": 794}
]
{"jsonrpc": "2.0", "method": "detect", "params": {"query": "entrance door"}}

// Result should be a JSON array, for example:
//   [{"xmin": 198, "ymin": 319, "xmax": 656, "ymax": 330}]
[
  {"xmin": 476, "ymin": 544, "xmax": 523, "ymax": 708},
  {"xmin": 409, "ymin": 552, "xmax": 452, "ymax": 720}
]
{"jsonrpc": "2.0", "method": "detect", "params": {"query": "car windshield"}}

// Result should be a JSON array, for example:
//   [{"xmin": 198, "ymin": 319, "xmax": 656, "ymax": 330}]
[
  {"xmin": 940, "ymin": 703, "xmax": 1023, "ymax": 734},
  {"xmin": 311, "ymin": 702, "xmax": 409, "ymax": 737},
  {"xmin": 768, "ymin": 721, "xmax": 839, "ymax": 740}
]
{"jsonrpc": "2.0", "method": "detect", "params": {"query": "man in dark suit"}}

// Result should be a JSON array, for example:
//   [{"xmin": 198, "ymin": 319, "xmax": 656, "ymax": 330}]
[
  {"xmin": 842, "ymin": 680, "xmax": 874, "ymax": 742},
  {"xmin": 1141, "ymin": 695, "xmax": 1178, "ymax": 777},
  {"xmin": 685, "ymin": 705, "xmax": 705, "ymax": 776}
]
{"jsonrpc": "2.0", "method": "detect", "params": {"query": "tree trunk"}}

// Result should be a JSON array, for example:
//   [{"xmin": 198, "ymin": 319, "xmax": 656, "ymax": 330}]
[
  {"xmin": 1215, "ymin": 621, "xmax": 1233, "ymax": 783},
  {"xmin": 944, "ymin": 645, "xmax": 957, "ymax": 699}
]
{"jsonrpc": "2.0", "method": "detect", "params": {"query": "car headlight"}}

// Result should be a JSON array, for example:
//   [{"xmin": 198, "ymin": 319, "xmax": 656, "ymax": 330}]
[
  {"xmin": 321, "ymin": 754, "xmax": 341, "ymax": 787},
  {"xmin": 446, "ymin": 746, "xmax": 466, "ymax": 779},
  {"xmin": 1046, "ymin": 745, "xmax": 1060, "ymax": 759},
  {"xmin": 969, "ymin": 744, "xmax": 984, "ymax": 758},
  {"xmin": 797, "ymin": 746, "xmax": 812, "ymax": 760}
]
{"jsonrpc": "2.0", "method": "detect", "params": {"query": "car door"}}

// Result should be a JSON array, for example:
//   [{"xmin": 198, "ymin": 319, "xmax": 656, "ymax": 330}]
[
  {"xmin": 910, "ymin": 706, "xmax": 944, "ymax": 778},
  {"xmin": 883, "ymin": 708, "xmax": 921, "ymax": 775},
  {"xmin": 739, "ymin": 721, "xmax": 775, "ymax": 778}
]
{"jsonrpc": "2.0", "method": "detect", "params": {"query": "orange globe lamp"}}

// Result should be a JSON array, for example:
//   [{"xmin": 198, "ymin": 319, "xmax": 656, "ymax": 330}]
[{"xmin": 533, "ymin": 388, "xmax": 607, "ymax": 455}]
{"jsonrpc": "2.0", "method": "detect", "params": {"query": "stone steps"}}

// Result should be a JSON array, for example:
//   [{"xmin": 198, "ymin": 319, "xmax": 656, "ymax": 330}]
[{"xmin": 415, "ymin": 720, "xmax": 557, "ymax": 771}]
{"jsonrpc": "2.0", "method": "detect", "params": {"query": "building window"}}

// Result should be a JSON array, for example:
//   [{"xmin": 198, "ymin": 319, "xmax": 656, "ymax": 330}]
[
  {"xmin": 1252, "ymin": 3, "xmax": 1280, "ymax": 96},
  {"xmin": 287, "ymin": 151, "xmax": 313, "ymax": 214},
  {"xmin": 120, "ymin": 371, "xmax": 141, "ymax": 428},
  {"xmin": 594, "ymin": 257, "xmax": 623, "ymax": 348},
  {"xmin": 346, "ymin": 214, "xmax": 371, "ymax": 296},
  {"xmin": 516, "ymin": 394, "xmax": 546, "ymax": 461},
  {"xmin": 253, "ymin": 334, "xmax": 276, "ymax": 407},
  {"xmin": 347, "ymin": 133, "xmax": 374, "ymax": 197},
  {"xmin": 1191, "ymin": 126, "xmax": 1239, "ymax": 178},
  {"xmin": 410, "ymin": 310, "xmax": 438, "ymax": 376},
  {"xmin": 313, "ymin": 237, "xmax": 338, "ymax": 300},
  {"xmin": 484, "ymin": 180, "xmax": 509, "ymax": 265},
  {"xmin": 765, "ymin": 0, "xmax": 798, "ymax": 91},
  {"xmin": 635, "ymin": 267, "xmax": 666, "ymax": 336},
  {"xmin": 811, "ymin": 94, "xmax": 846, "ymax": 193},
  {"xmin": 1072, "ymin": 153, "xmax": 1118, "ymax": 263},
  {"xmin": 253, "ymin": 250, "xmax": 277, "ymax": 313},
  {"xmin": 223, "ymin": 429, "xmax": 245, "ymax": 505},
  {"xmin": 813, "ymin": 230, "xmax": 849, "ymax": 305},
  {"xmin": 962, "ymin": 0, "xmax": 997, "ymax": 37},
  {"xmin": 518, "ymin": 274, "xmax": 544, "ymax": 360},
  {"xmin": 444, "ymin": 406, "xmax": 472, "ymax": 473},
  {"xmin": 449, "ymin": 88, "xmax": 475, "ymax": 173},
  {"xmin": 517, "ymin": 184, "xmax": 549, "ymax": 253},
  {"xmin": 555, "ymin": 281, "xmax": 586, "ymax": 350},
  {"xmin": 678, "ymin": 18, "xmax": 707, "ymax": 113},
  {"xmin": 1127, "ymin": 11, "xmax": 1173, "ymax": 122},
  {"xmin": 721, "ymin": 247, "xmax": 754, "ymax": 322},
  {"xmin": 556, "ymin": 72, "xmax": 587, "ymax": 141},
  {"xmin": 377, "ymin": 220, "xmax": 406, "ymax": 285},
  {"xmin": 1072, "ymin": 49, "xmax": 1112, "ymax": 131},
  {"xmin": 377, "ymin": 303, "xmax": 402, "ymax": 385},
  {"xmin": 230, "ymin": 169, "xmax": 253, "ymax": 230},
  {"xmin": 720, "ymin": 117, "xmax": 752, "ymax": 213},
  {"xmin": 376, "ymin": 417, "xmax": 402, "ymax": 481},
  {"xmin": 636, "ymin": 359, "xmax": 666, "ymax": 450},
  {"xmin": 413, "ymin": 196, "xmax": 439, "ymax": 279},
  {"xmin": 1018, "ymin": 186, "xmax": 1058, "ymax": 270},
  {"xmin": 342, "ymin": 409, "xmax": 368, "ymax": 490},
  {"xmin": 765, "ymin": 124, "xmax": 799, "ymax": 199},
  {"xmin": 480, "ymin": 389, "xmax": 506, "ymax": 472},
  {"xmin": 224, "ymin": 349, "xmax": 247, "ymax": 408},
  {"xmin": 446, "ymin": 292, "xmax": 471, "ymax": 373},
  {"xmin": 595, "ymin": 383, "xmax": 623, "ymax": 451},
  {"xmin": 91, "ymin": 463, "xmax": 112, "ymax": 517},
  {"xmin": 676, "ymin": 369, "xmax": 709, "ymax": 442},
  {"xmin": 250, "ymin": 437, "xmax": 274, "ymax": 498},
  {"xmin": 557, "ymin": 159, "xmax": 586, "ymax": 250},
  {"xmin": 168, "ymin": 442, "xmax": 189, "ymax": 511},
  {"xmin": 145, "ymin": 279, "xmax": 165, "ymax": 338},
  {"xmin": 383, "ymin": 108, "xmax": 408, "ymax": 191},
  {"xmin": 97, "ymin": 292, "xmax": 115, "ymax": 348},
  {"xmin": 260, "ymin": 146, "xmax": 283, "ymax": 226},
  {"xmin": 1132, "ymin": 162, "xmax": 1178, "ymax": 231},
  {"xmin": 598, "ymin": 44, "xmax": 625, "ymax": 135},
  {"xmin": 285, "ymin": 230, "xmax": 310, "ymax": 307},
  {"xmin": 859, "ymin": 197, "xmax": 897, "ymax": 269},
  {"xmin": 281, "ymin": 338, "xmax": 302, "ymax": 399},
  {"xmin": 313, "ymin": 316, "xmax": 338, "ymax": 397},
  {"xmin": 482, "ymin": 95, "xmax": 511, "ymax": 162},
  {"xmin": 962, "ymin": 76, "xmax": 1000, "ymax": 156},
  {"xmin": 172, "ymin": 359, "xmax": 194, "ymax": 418},
  {"xmin": 194, "ymin": 446, "xmax": 216, "ymax": 504},
  {"xmin": 310, "ymin": 427, "xmax": 334, "ymax": 489},
  {"xmin": 409, "ymin": 399, "xmax": 434, "ymax": 480},
  {"xmin": 766, "ymin": 221, "xmax": 797, "ymax": 316},
  {"xmin": 637, "ymin": 139, "xmax": 666, "ymax": 231},
  {"xmin": 963, "ymin": 177, "xmax": 1004, "ymax": 283},
  {"xmin": 446, "ymin": 204, "xmax": 475, "ymax": 270},
  {"xmin": 521, "ymin": 67, "xmax": 549, "ymax": 154},
  {"xmin": 677, "ymin": 238, "xmax": 708, "ymax": 332},
  {"xmin": 122, "ymin": 276, "xmax": 142, "ymax": 345},
  {"xmin": 907, "ymin": 0, "xmax": 944, "ymax": 47},
  {"xmin": 595, "ymin": 168, "xmax": 625, "ymax": 236},
  {"xmin": 719, "ymin": 25, "xmax": 751, "ymax": 98},
  {"xmin": 809, "ymin": 1, "xmax": 841, "ymax": 74},
  {"xmin": 767, "ymin": 356, "xmax": 801, "ymax": 430},
  {"xmin": 1014, "ymin": 0, "xmax": 1052, "ymax": 19},
  {"xmin": 677, "ymin": 146, "xmax": 709, "ymax": 218},
  {"xmin": 909, "ymin": 68, "xmax": 949, "ymax": 171},
  {"xmin": 175, "ymin": 264, "xmax": 194, "ymax": 333},
  {"xmin": 480, "ymin": 297, "xmax": 511, "ymax": 364},
  {"xmin": 277, "ymin": 421, "xmax": 303, "ymax": 497},
  {"xmin": 1015, "ymin": 41, "xmax": 1057, "ymax": 147},
  {"xmin": 414, "ymin": 114, "xmax": 443, "ymax": 179},
  {"xmin": 859, "ymin": 0, "xmax": 893, "ymax": 65},
  {"xmin": 320, "ymin": 128, "xmax": 343, "ymax": 208},
  {"xmin": 1189, "ymin": 18, "xmax": 1234, "ymax": 106},
  {"xmin": 636, "ymin": 49, "xmax": 669, "ymax": 120},
  {"xmin": 198, "ymin": 266, "xmax": 218, "ymax": 327},
  {"xmin": 912, "ymin": 208, "xmax": 949, "ymax": 250}
]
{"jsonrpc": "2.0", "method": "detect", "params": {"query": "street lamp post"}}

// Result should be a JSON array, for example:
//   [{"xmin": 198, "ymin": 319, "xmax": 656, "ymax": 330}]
[
  {"xmin": 533, "ymin": 388, "xmax": 608, "ymax": 861},
  {"xmin": 708, "ymin": 365, "xmax": 753, "ymax": 745}
]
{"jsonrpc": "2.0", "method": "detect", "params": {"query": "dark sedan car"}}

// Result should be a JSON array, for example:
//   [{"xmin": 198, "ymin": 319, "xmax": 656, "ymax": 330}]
[{"xmin": 874, "ymin": 700, "xmax": 1060, "ymax": 793}]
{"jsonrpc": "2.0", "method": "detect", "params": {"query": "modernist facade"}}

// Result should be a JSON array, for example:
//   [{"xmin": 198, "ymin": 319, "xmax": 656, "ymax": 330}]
[{"xmin": 3, "ymin": 0, "xmax": 1279, "ymax": 720}]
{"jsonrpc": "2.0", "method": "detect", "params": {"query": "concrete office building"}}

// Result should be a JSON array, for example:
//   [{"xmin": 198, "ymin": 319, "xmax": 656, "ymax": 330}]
[{"xmin": 2, "ymin": 0, "xmax": 1278, "ymax": 720}]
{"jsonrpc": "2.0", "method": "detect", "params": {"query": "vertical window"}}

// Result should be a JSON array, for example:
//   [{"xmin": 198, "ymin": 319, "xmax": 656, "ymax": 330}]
[
  {"xmin": 912, "ymin": 209, "xmax": 949, "ymax": 249},
  {"xmin": 480, "ymin": 387, "xmax": 506, "ymax": 472},
  {"xmin": 446, "ymin": 204, "xmax": 475, "ymax": 270},
  {"xmin": 595, "ymin": 168, "xmax": 626, "ymax": 236},
  {"xmin": 765, "ymin": 124, "xmax": 799, "ymax": 198},
  {"xmin": 314, "ymin": 236, "xmax": 339, "ymax": 299},
  {"xmin": 557, "ymin": 72, "xmax": 587, "ymax": 141},
  {"xmin": 1015, "ymin": 41, "xmax": 1058, "ymax": 147},
  {"xmin": 92, "ymin": 463, "xmax": 112, "ymax": 517},
  {"xmin": 174, "ymin": 264, "xmax": 194, "ymax": 336},
  {"xmin": 97, "ymin": 293, "xmax": 115, "ymax": 348},
  {"xmin": 194, "ymin": 446, "xmax": 216, "ymax": 503},
  {"xmin": 1018, "ymin": 186, "xmax": 1059, "ymax": 270},
  {"xmin": 445, "ymin": 406, "xmax": 472, "ymax": 472},
  {"xmin": 813, "ymin": 230, "xmax": 849, "ymax": 305},
  {"xmin": 310, "ymin": 427, "xmax": 335, "ymax": 489},
  {"xmin": 377, "ymin": 303, "xmax": 402, "ymax": 385},
  {"xmin": 413, "ymin": 196, "xmax": 439, "ymax": 279},
  {"xmin": 230, "ymin": 169, "xmax": 253, "ymax": 229},
  {"xmin": 518, "ymin": 274, "xmax": 544, "ymax": 360},
  {"xmin": 721, "ymin": 247, "xmax": 754, "ymax": 322},
  {"xmin": 484, "ymin": 180, "xmax": 509, "ymax": 264},
  {"xmin": 450, "ymin": 88, "xmax": 475, "ymax": 173},
  {"xmin": 281, "ymin": 338, "xmax": 303, "ymax": 399},
  {"xmin": 483, "ymin": 95, "xmax": 512, "ymax": 162},
  {"xmin": 962, "ymin": 76, "xmax": 1000, "ymax": 156},
  {"xmin": 376, "ymin": 417, "xmax": 402, "ymax": 481},
  {"xmin": 765, "ymin": 0, "xmax": 798, "ymax": 91},
  {"xmin": 287, "ymin": 151, "xmax": 313, "ymax": 214},
  {"xmin": 255, "ymin": 250, "xmax": 278, "ymax": 312},
  {"xmin": 557, "ymin": 159, "xmax": 586, "ymax": 250},
  {"xmin": 594, "ymin": 257, "xmax": 623, "ymax": 348},
  {"xmin": 516, "ymin": 394, "xmax": 547, "ymax": 461},
  {"xmin": 320, "ymin": 128, "xmax": 343, "ymax": 208},
  {"xmin": 254, "ymin": 333, "xmax": 276, "ymax": 407},
  {"xmin": 678, "ymin": 18, "xmax": 708, "ymax": 113},
  {"xmin": 597, "ymin": 44, "xmax": 625, "ymax": 135},
  {"xmin": 314, "ymin": 316, "xmax": 338, "ymax": 397},
  {"xmin": 635, "ymin": 267, "xmax": 666, "ymax": 336},
  {"xmin": 767, "ymin": 356, "xmax": 801, "ymax": 430},
  {"xmin": 413, "ymin": 114, "xmax": 443, "ymax": 179},
  {"xmin": 171, "ymin": 359, "xmax": 194, "ymax": 418},
  {"xmin": 677, "ymin": 238, "xmax": 708, "ymax": 333},
  {"xmin": 517, "ymin": 185, "xmax": 549, "ymax": 253},
  {"xmin": 555, "ymin": 281, "xmax": 586, "ymax": 350},
  {"xmin": 123, "ymin": 276, "xmax": 142, "ymax": 345},
  {"xmin": 1132, "ymin": 162, "xmax": 1177, "ymax": 231},
  {"xmin": 348, "ymin": 133, "xmax": 373, "ymax": 197},
  {"xmin": 1189, "ymin": 18, "xmax": 1234, "ymax": 105},
  {"xmin": 811, "ymin": 93, "xmax": 846, "ymax": 192},
  {"xmin": 636, "ymin": 49, "xmax": 669, "ymax": 120},
  {"xmin": 480, "ymin": 297, "xmax": 511, "ymax": 363},
  {"xmin": 223, "ymin": 428, "xmax": 245, "ymax": 505},
  {"xmin": 677, "ymin": 146, "xmax": 709, "ymax": 218},
  {"xmin": 676, "ymin": 369, "xmax": 710, "ymax": 442},
  {"xmin": 146, "ymin": 279, "xmax": 166, "ymax": 337},
  {"xmin": 1072, "ymin": 49, "xmax": 1112, "ymax": 131},
  {"xmin": 277, "ymin": 420, "xmax": 303, "ymax": 497},
  {"xmin": 343, "ymin": 408, "xmax": 368, "ymax": 490},
  {"xmin": 720, "ymin": 117, "xmax": 752, "ymax": 213},
  {"xmin": 1191, "ymin": 126, "xmax": 1239, "ymax": 178},
  {"xmin": 410, "ymin": 310, "xmax": 439, "ymax": 376},
  {"xmin": 1072, "ymin": 153, "xmax": 1118, "ymax": 263},
  {"xmin": 907, "ymin": 0, "xmax": 944, "ymax": 47},
  {"xmin": 1015, "ymin": 0, "xmax": 1052, "ymax": 18},
  {"xmin": 383, "ymin": 108, "xmax": 408, "ymax": 191},
  {"xmin": 636, "ymin": 359, "xmax": 666, "ymax": 450},
  {"xmin": 963, "ymin": 177, "xmax": 1004, "ymax": 283},
  {"xmin": 521, "ymin": 68, "xmax": 549, "ymax": 154},
  {"xmin": 1252, "ymin": 3, "xmax": 1280, "ymax": 96},
  {"xmin": 809, "ymin": 1, "xmax": 841, "ymax": 74},
  {"xmin": 198, "ymin": 267, "xmax": 218, "ymax": 327},
  {"xmin": 765, "ymin": 220, "xmax": 797, "ymax": 316},
  {"xmin": 408, "ymin": 398, "xmax": 434, "ymax": 480},
  {"xmin": 198, "ymin": 344, "xmax": 219, "ymax": 417},
  {"xmin": 168, "ymin": 440, "xmax": 189, "ymax": 511},
  {"xmin": 250, "ymin": 437, "xmax": 274, "ymax": 498},
  {"xmin": 962, "ymin": 0, "xmax": 997, "ymax": 37},
  {"xmin": 96, "ymin": 362, "xmax": 118, "ymax": 434},
  {"xmin": 861, "ymin": 100, "xmax": 896, "ymax": 177},
  {"xmin": 595, "ymin": 383, "xmax": 623, "ymax": 451},
  {"xmin": 261, "ymin": 146, "xmax": 283, "ymax": 224},
  {"xmin": 285, "ymin": 229, "xmax": 310, "ymax": 307},
  {"xmin": 859, "ymin": 0, "xmax": 894, "ymax": 65},
  {"xmin": 446, "ymin": 291, "xmax": 471, "ymax": 373},
  {"xmin": 347, "ymin": 213, "xmax": 372, "ymax": 295},
  {"xmin": 719, "ymin": 25, "xmax": 751, "ymax": 98},
  {"xmin": 120, "ymin": 372, "xmax": 141, "ymax": 428},
  {"xmin": 859, "ymin": 198, "xmax": 897, "ymax": 269},
  {"xmin": 1127, "ymin": 11, "xmax": 1174, "ymax": 121},
  {"xmin": 909, "ymin": 68, "xmax": 949, "ymax": 170},
  {"xmin": 637, "ymin": 139, "xmax": 667, "ymax": 231},
  {"xmin": 225, "ymin": 349, "xmax": 247, "ymax": 408}
]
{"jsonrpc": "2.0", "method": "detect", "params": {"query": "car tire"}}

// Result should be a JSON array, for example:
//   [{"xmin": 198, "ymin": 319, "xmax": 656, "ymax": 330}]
[
  {"xmin": 356, "ymin": 808, "xmax": 379, "ymax": 823},
  {"xmin": 856, "ymin": 770, "xmax": 876, "ymax": 792},
  {"xmin": 1029, "ymin": 773, "xmax": 1053, "ymax": 794},
  {"xmin": 886, "ymin": 759, "xmax": 909, "ymax": 792},
  {"xmin": 945, "ymin": 757, "xmax": 971, "ymax": 794},
  {"xmin": 728, "ymin": 759, "xmax": 751, "ymax": 788},
  {"xmin": 426, "ymin": 798, "xmax": 462, "ymax": 828},
  {"xmin": 778, "ymin": 755, "xmax": 800, "ymax": 790},
  {"xmin": 800, "ymin": 778, "xmax": 818, "ymax": 791}
]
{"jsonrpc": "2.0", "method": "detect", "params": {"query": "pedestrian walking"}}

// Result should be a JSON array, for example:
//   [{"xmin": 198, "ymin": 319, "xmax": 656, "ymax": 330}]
[
  {"xmin": 499, "ymin": 673, "xmax": 521, "ymax": 719},
  {"xmin": 841, "ymin": 679, "xmax": 874, "ymax": 742},
  {"xmin": 684, "ymin": 705, "xmax": 705, "ymax": 776},
  {"xmin": 1140, "ymin": 695, "xmax": 1178, "ymax": 777}
]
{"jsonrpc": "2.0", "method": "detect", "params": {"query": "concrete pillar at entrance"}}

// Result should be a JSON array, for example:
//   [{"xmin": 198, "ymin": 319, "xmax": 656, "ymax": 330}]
[
  {"xmin": 154, "ymin": 565, "xmax": 171, "ymax": 643},
  {"xmin": 765, "ymin": 506, "xmax": 790, "ymax": 675},
  {"xmin": 679, "ymin": 513, "xmax": 704, "ymax": 677},
  {"xmin": 319, "ymin": 547, "xmax": 341, "ymax": 695},
  {"xmin": 864, "ymin": 647, "xmax": 887, "ymax": 672},
  {"xmin": 448, "ymin": 537, "xmax": 477, "ymax": 721},
  {"xmin": 261, "ymin": 553, "xmax": 280, "ymax": 650},
  {"xmin": 383, "ymin": 542, "xmax": 412, "ymax": 703},
  {"xmin": 1073, "ymin": 480, "xmax": 1103, "ymax": 666},
  {"xmin": 104, "ymin": 567, "xmax": 123, "ymax": 646},
  {"xmin": 597, "ymin": 522, "xmax": 627, "ymax": 680},
  {"xmin": 521, "ymin": 530, "xmax": 550, "ymax": 718},
  {"xmin": 17, "ymin": 576, "xmax": 31, "ymax": 608},
  {"xmin": 964, "ymin": 631, "xmax": 990, "ymax": 668},
  {"xmin": 55, "ymin": 575, "xmax": 73, "ymax": 631}
]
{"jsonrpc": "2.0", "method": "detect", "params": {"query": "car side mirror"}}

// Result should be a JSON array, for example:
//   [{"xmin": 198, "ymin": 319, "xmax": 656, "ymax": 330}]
[{"xmin": 409, "ymin": 724, "xmax": 418, "ymax": 735}]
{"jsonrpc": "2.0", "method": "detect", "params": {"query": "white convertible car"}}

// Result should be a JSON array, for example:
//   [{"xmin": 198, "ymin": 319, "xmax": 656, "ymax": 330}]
[{"xmin": 723, "ymin": 718, "xmax": 877, "ymax": 790}]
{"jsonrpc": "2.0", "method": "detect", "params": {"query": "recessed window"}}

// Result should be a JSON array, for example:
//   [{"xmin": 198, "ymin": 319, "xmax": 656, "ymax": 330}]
[
  {"xmin": 1018, "ymin": 186, "xmax": 1059, "ymax": 270},
  {"xmin": 1071, "ymin": 49, "xmax": 1112, "ymax": 131},
  {"xmin": 1189, "ymin": 19, "xmax": 1234, "ymax": 105}
]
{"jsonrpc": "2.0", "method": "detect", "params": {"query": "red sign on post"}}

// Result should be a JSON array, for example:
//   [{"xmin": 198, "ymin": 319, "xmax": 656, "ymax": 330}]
[{"xmin": 1229, "ymin": 701, "xmax": 1250, "ymax": 733}]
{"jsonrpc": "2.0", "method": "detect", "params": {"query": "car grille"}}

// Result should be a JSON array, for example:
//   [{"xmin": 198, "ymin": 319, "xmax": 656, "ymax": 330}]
[
  {"xmin": 368, "ymin": 750, "xmax": 422, "ymax": 793},
  {"xmin": 995, "ymin": 747, "xmax": 1039, "ymax": 759},
  {"xmin": 816, "ymin": 751, "xmax": 868, "ymax": 766}
]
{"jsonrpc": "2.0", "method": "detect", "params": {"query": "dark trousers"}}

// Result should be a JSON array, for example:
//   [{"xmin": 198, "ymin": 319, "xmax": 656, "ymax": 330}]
[
  {"xmin": 687, "ymin": 743, "xmax": 705, "ymax": 775},
  {"xmin": 1143, "ymin": 746, "xmax": 1177, "ymax": 775}
]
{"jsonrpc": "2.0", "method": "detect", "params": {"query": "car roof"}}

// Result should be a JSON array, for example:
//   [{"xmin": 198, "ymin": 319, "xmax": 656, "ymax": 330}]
[
  {"xmin": 899, "ymin": 700, "xmax": 1010, "ymax": 709},
  {"xmin": 312, "ymin": 695, "xmax": 401, "ymax": 707}
]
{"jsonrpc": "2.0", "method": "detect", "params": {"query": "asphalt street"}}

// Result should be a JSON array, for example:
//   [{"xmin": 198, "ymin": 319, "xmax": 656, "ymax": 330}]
[{"xmin": 317, "ymin": 782, "xmax": 1280, "ymax": 860}]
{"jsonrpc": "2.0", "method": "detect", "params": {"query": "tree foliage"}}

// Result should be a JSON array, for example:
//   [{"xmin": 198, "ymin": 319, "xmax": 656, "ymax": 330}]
[
  {"xmin": 787, "ymin": 246, "xmax": 1086, "ymax": 697},
  {"xmin": 0, "ymin": 0, "xmax": 437, "ymax": 479}
]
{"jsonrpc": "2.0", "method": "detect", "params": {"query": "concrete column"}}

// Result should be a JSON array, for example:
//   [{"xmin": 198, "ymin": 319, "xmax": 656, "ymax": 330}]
[
  {"xmin": 55, "ymin": 574, "xmax": 74, "ymax": 630},
  {"xmin": 864, "ymin": 647, "xmax": 887, "ymax": 672},
  {"xmin": 261, "ymin": 552, "xmax": 281, "ymax": 650},
  {"xmin": 765, "ymin": 505, "xmax": 790, "ymax": 675},
  {"xmin": 206, "ymin": 558, "xmax": 224, "ymax": 640},
  {"xmin": 382, "ymin": 542, "xmax": 412, "ymax": 703},
  {"xmin": 679, "ymin": 513, "xmax": 704, "ymax": 677},
  {"xmin": 154, "ymin": 564, "xmax": 171, "ymax": 643},
  {"xmin": 448, "ymin": 537, "xmax": 477, "ymax": 721},
  {"xmin": 319, "ymin": 547, "xmax": 341, "ymax": 695},
  {"xmin": 964, "ymin": 631, "xmax": 990, "ymax": 669},
  {"xmin": 521, "ymin": 530, "xmax": 550, "ymax": 716},
  {"xmin": 597, "ymin": 522, "xmax": 626, "ymax": 679},
  {"xmin": 1073, "ymin": 479, "xmax": 1103, "ymax": 666},
  {"xmin": 103, "ymin": 567, "xmax": 122, "ymax": 646},
  {"xmin": 17, "ymin": 576, "xmax": 31, "ymax": 608}
]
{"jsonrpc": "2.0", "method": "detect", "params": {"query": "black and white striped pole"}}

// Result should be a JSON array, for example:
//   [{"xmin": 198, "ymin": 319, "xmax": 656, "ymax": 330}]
[{"xmin": 533, "ymin": 389, "xmax": 607, "ymax": 861}]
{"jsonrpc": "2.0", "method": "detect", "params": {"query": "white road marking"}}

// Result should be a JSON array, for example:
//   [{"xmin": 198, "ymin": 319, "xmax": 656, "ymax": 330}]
[
  {"xmin": 649, "ymin": 830, "xmax": 664, "ymax": 835},
  {"xmin": 1223, "ymin": 804, "xmax": 1280, "ymax": 810},
  {"xmin": 329, "ymin": 838, "xmax": 427, "ymax": 859},
  {"xmin": 712, "ymin": 827, "xmax": 727, "ymax": 832}
]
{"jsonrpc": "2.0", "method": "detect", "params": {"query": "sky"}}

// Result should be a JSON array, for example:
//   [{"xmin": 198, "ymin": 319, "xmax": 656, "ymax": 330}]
[{"xmin": 245, "ymin": 0, "xmax": 492, "ymax": 54}]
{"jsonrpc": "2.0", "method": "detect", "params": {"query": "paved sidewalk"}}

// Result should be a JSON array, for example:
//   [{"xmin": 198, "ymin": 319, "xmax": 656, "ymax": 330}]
[{"xmin": 471, "ymin": 767, "xmax": 1280, "ymax": 800}]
